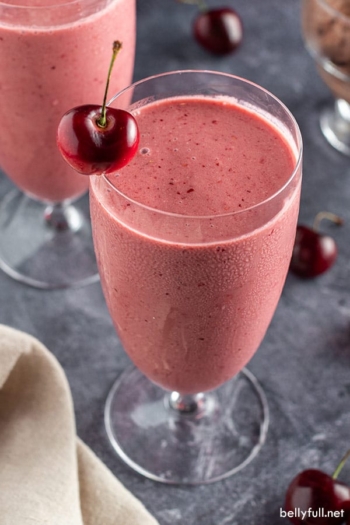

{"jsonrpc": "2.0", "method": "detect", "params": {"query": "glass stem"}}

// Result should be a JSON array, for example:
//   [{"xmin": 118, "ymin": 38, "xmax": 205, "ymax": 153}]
[
  {"xmin": 169, "ymin": 391, "xmax": 206, "ymax": 415},
  {"xmin": 44, "ymin": 202, "xmax": 83, "ymax": 233}
]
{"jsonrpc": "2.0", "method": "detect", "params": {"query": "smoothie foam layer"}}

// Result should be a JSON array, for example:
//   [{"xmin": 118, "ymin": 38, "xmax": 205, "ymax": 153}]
[
  {"xmin": 91, "ymin": 95, "xmax": 301, "ymax": 394},
  {"xmin": 107, "ymin": 97, "xmax": 295, "ymax": 216}
]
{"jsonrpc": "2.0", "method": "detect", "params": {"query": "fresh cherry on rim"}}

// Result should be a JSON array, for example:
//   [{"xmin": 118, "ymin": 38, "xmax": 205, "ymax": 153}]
[
  {"xmin": 290, "ymin": 212, "xmax": 342, "ymax": 278},
  {"xmin": 284, "ymin": 450, "xmax": 350, "ymax": 525},
  {"xmin": 57, "ymin": 41, "xmax": 139, "ymax": 176},
  {"xmin": 178, "ymin": 0, "xmax": 243, "ymax": 55}
]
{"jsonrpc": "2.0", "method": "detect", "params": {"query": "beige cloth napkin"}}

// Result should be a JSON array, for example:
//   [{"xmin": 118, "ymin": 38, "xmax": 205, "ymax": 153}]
[{"xmin": 0, "ymin": 324, "xmax": 159, "ymax": 525}]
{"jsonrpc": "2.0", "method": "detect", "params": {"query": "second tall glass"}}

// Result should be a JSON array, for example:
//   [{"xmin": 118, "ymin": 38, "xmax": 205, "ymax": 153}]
[{"xmin": 0, "ymin": 0, "xmax": 136, "ymax": 288}]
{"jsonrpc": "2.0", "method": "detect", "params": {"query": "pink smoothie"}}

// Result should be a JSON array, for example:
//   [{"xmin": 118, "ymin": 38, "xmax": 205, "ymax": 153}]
[
  {"xmin": 0, "ymin": 0, "xmax": 135, "ymax": 203},
  {"xmin": 90, "ymin": 96, "xmax": 301, "ymax": 394}
]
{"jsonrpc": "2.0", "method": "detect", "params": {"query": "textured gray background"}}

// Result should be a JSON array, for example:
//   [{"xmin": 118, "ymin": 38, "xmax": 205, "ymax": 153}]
[{"xmin": 1, "ymin": 0, "xmax": 350, "ymax": 523}]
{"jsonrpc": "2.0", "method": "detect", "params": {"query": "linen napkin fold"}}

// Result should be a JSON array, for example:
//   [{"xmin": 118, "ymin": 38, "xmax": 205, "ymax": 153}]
[{"xmin": 0, "ymin": 324, "xmax": 159, "ymax": 525}]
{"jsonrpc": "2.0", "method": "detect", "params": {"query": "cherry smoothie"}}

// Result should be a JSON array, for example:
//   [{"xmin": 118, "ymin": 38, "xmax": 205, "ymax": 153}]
[
  {"xmin": 90, "ymin": 95, "xmax": 301, "ymax": 395},
  {"xmin": 0, "ymin": 0, "xmax": 135, "ymax": 203}
]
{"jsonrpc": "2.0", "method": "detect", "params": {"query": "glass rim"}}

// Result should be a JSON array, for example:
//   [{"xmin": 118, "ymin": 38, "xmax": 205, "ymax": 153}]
[
  {"xmin": 100, "ymin": 69, "xmax": 303, "ymax": 221},
  {"xmin": 314, "ymin": 0, "xmax": 350, "ymax": 23},
  {"xmin": 0, "ymin": 0, "xmax": 107, "ymax": 10}
]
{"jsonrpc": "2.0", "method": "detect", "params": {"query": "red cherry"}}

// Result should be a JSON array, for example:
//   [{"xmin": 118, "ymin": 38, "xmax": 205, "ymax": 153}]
[
  {"xmin": 193, "ymin": 7, "xmax": 243, "ymax": 55},
  {"xmin": 57, "ymin": 40, "xmax": 139, "ymax": 176},
  {"xmin": 290, "ymin": 212, "xmax": 342, "ymax": 278},
  {"xmin": 285, "ymin": 469, "xmax": 350, "ymax": 524},
  {"xmin": 57, "ymin": 105, "xmax": 139, "ymax": 175},
  {"xmin": 290, "ymin": 225, "xmax": 338, "ymax": 278}
]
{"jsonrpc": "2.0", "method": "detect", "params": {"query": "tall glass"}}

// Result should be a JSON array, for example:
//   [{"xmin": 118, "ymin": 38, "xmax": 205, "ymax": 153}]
[
  {"xmin": 90, "ymin": 71, "xmax": 303, "ymax": 484},
  {"xmin": 302, "ymin": 0, "xmax": 350, "ymax": 155},
  {"xmin": 0, "ymin": 0, "xmax": 135, "ymax": 288}
]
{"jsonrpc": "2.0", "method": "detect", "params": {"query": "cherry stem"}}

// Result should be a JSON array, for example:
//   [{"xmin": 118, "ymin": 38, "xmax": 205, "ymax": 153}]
[
  {"xmin": 177, "ymin": 0, "xmax": 207, "ymax": 12},
  {"xmin": 313, "ymin": 211, "xmax": 343, "ymax": 232},
  {"xmin": 332, "ymin": 449, "xmax": 350, "ymax": 479},
  {"xmin": 97, "ymin": 40, "xmax": 122, "ymax": 129}
]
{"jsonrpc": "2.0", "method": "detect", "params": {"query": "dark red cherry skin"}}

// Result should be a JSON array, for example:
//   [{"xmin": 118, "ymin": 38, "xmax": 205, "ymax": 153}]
[
  {"xmin": 193, "ymin": 7, "xmax": 243, "ymax": 55},
  {"xmin": 57, "ymin": 104, "xmax": 139, "ymax": 176},
  {"xmin": 285, "ymin": 469, "xmax": 350, "ymax": 524},
  {"xmin": 290, "ymin": 225, "xmax": 337, "ymax": 278}
]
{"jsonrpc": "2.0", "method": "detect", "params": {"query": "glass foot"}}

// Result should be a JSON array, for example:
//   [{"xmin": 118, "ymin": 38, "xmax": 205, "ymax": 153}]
[
  {"xmin": 320, "ymin": 99, "xmax": 350, "ymax": 156},
  {"xmin": 0, "ymin": 189, "xmax": 99, "ymax": 289},
  {"xmin": 105, "ymin": 366, "xmax": 269, "ymax": 485}
]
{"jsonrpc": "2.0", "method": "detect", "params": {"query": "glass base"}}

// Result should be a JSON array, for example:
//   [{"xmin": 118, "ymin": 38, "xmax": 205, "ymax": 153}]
[
  {"xmin": 105, "ymin": 366, "xmax": 269, "ymax": 485},
  {"xmin": 320, "ymin": 99, "xmax": 350, "ymax": 156},
  {"xmin": 0, "ymin": 189, "xmax": 99, "ymax": 289}
]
